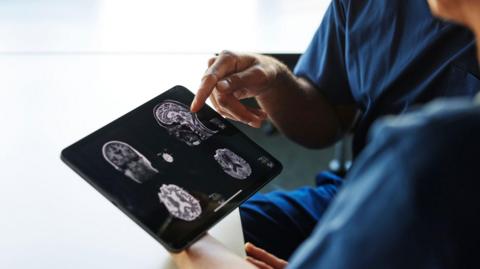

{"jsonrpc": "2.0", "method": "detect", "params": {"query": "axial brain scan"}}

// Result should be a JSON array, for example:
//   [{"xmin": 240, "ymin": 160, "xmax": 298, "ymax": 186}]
[
  {"xmin": 153, "ymin": 100, "xmax": 217, "ymax": 146},
  {"xmin": 102, "ymin": 141, "xmax": 158, "ymax": 184},
  {"xmin": 258, "ymin": 156, "xmax": 275, "ymax": 168},
  {"xmin": 161, "ymin": 152, "xmax": 174, "ymax": 163},
  {"xmin": 158, "ymin": 184, "xmax": 202, "ymax": 221},
  {"xmin": 214, "ymin": 148, "xmax": 252, "ymax": 180}
]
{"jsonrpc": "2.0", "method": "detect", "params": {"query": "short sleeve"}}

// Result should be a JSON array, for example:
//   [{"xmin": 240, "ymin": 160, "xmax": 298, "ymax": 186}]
[{"xmin": 294, "ymin": 0, "xmax": 354, "ymax": 105}]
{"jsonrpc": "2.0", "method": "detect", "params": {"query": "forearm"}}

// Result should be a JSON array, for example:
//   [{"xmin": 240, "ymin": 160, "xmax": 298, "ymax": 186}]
[
  {"xmin": 191, "ymin": 51, "xmax": 356, "ymax": 147},
  {"xmin": 172, "ymin": 235, "xmax": 257, "ymax": 269},
  {"xmin": 174, "ymin": 251, "xmax": 256, "ymax": 269},
  {"xmin": 257, "ymin": 64, "xmax": 349, "ymax": 148}
]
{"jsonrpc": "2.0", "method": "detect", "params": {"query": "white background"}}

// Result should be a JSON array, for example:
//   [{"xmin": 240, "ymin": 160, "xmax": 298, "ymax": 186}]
[{"xmin": 0, "ymin": 1, "xmax": 329, "ymax": 268}]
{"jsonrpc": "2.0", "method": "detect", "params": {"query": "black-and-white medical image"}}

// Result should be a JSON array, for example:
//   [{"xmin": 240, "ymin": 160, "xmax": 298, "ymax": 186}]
[
  {"xmin": 62, "ymin": 86, "xmax": 282, "ymax": 250},
  {"xmin": 209, "ymin": 117, "xmax": 227, "ymax": 130},
  {"xmin": 158, "ymin": 184, "xmax": 202, "ymax": 221},
  {"xmin": 214, "ymin": 148, "xmax": 252, "ymax": 180},
  {"xmin": 257, "ymin": 156, "xmax": 275, "ymax": 168},
  {"xmin": 208, "ymin": 193, "xmax": 225, "ymax": 205},
  {"xmin": 157, "ymin": 149, "xmax": 174, "ymax": 163},
  {"xmin": 102, "ymin": 140, "xmax": 158, "ymax": 184},
  {"xmin": 153, "ymin": 100, "xmax": 217, "ymax": 146}
]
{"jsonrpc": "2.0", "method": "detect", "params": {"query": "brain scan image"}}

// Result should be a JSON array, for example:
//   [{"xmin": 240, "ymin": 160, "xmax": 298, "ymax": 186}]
[
  {"xmin": 208, "ymin": 193, "xmax": 225, "ymax": 205},
  {"xmin": 158, "ymin": 184, "xmax": 202, "ymax": 221},
  {"xmin": 209, "ymin": 117, "xmax": 227, "ymax": 130},
  {"xmin": 156, "ymin": 149, "xmax": 174, "ymax": 163},
  {"xmin": 161, "ymin": 152, "xmax": 174, "ymax": 163},
  {"xmin": 153, "ymin": 100, "xmax": 217, "ymax": 146},
  {"xmin": 258, "ymin": 156, "xmax": 275, "ymax": 168},
  {"xmin": 102, "ymin": 141, "xmax": 159, "ymax": 184},
  {"xmin": 214, "ymin": 148, "xmax": 252, "ymax": 180}
]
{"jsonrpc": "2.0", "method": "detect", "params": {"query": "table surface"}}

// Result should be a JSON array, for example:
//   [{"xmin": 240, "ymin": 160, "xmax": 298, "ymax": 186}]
[{"xmin": 0, "ymin": 1, "xmax": 329, "ymax": 268}]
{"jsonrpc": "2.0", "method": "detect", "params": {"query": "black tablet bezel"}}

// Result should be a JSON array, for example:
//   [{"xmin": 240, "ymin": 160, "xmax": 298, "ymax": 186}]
[{"xmin": 60, "ymin": 85, "xmax": 282, "ymax": 252}]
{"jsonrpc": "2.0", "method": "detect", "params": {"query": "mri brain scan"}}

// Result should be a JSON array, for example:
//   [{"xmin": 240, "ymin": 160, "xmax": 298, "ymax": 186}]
[
  {"xmin": 161, "ymin": 152, "xmax": 174, "ymax": 163},
  {"xmin": 214, "ymin": 148, "xmax": 252, "ymax": 179},
  {"xmin": 208, "ymin": 193, "xmax": 225, "ymax": 205},
  {"xmin": 258, "ymin": 156, "xmax": 275, "ymax": 168},
  {"xmin": 153, "ymin": 100, "xmax": 217, "ymax": 146},
  {"xmin": 102, "ymin": 141, "xmax": 158, "ymax": 184},
  {"xmin": 158, "ymin": 184, "xmax": 202, "ymax": 221},
  {"xmin": 209, "ymin": 117, "xmax": 227, "ymax": 130}
]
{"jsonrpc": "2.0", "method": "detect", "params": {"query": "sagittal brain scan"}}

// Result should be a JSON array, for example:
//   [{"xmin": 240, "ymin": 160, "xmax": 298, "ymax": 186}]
[
  {"xmin": 61, "ymin": 86, "xmax": 283, "ymax": 251},
  {"xmin": 158, "ymin": 184, "xmax": 202, "ymax": 221},
  {"xmin": 154, "ymin": 100, "xmax": 217, "ymax": 146},
  {"xmin": 102, "ymin": 141, "xmax": 158, "ymax": 184},
  {"xmin": 214, "ymin": 148, "xmax": 252, "ymax": 179}
]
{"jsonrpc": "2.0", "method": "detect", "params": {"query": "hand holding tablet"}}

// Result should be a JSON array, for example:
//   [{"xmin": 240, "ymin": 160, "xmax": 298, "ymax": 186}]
[{"xmin": 61, "ymin": 86, "xmax": 282, "ymax": 252}]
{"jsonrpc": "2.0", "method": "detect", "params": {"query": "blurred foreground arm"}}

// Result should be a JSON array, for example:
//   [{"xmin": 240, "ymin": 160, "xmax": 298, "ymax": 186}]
[
  {"xmin": 172, "ymin": 234, "xmax": 288, "ymax": 269},
  {"xmin": 171, "ymin": 234, "xmax": 257, "ymax": 269}
]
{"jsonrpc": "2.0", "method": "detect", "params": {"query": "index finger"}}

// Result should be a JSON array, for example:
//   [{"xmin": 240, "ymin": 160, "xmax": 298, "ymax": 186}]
[{"xmin": 191, "ymin": 51, "xmax": 250, "ymax": 112}]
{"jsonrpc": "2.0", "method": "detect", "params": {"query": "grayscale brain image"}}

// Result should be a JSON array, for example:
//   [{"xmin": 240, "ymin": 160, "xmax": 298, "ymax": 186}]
[
  {"xmin": 102, "ymin": 140, "xmax": 158, "ymax": 183},
  {"xmin": 257, "ymin": 156, "xmax": 275, "ymax": 169},
  {"xmin": 158, "ymin": 184, "xmax": 202, "ymax": 221},
  {"xmin": 153, "ymin": 100, "xmax": 217, "ymax": 146},
  {"xmin": 161, "ymin": 152, "xmax": 174, "ymax": 163},
  {"xmin": 214, "ymin": 148, "xmax": 252, "ymax": 180},
  {"xmin": 62, "ymin": 86, "xmax": 281, "ymax": 250}
]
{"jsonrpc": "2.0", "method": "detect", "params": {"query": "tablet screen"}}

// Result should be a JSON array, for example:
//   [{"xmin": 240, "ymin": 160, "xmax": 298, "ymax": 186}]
[{"xmin": 61, "ymin": 85, "xmax": 282, "ymax": 251}]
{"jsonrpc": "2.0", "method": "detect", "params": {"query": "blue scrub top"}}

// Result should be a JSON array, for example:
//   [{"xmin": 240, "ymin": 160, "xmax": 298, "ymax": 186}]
[{"xmin": 294, "ymin": 0, "xmax": 480, "ymax": 157}]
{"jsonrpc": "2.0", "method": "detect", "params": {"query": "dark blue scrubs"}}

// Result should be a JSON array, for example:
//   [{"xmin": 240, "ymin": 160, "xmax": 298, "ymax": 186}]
[
  {"xmin": 288, "ymin": 98, "xmax": 480, "ymax": 269},
  {"xmin": 240, "ymin": 0, "xmax": 480, "ymax": 261},
  {"xmin": 295, "ymin": 0, "xmax": 480, "ymax": 157}
]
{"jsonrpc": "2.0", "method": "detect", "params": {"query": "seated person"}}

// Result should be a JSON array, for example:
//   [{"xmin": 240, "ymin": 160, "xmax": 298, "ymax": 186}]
[
  {"xmin": 172, "ymin": 0, "xmax": 480, "ymax": 268},
  {"xmin": 190, "ymin": 0, "xmax": 479, "ymax": 262}
]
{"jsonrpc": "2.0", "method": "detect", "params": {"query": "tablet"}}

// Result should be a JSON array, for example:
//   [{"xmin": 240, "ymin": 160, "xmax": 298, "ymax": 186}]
[{"xmin": 61, "ymin": 85, "xmax": 282, "ymax": 252}]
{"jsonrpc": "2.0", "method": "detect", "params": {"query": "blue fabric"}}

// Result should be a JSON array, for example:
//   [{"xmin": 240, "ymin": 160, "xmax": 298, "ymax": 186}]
[
  {"xmin": 239, "ymin": 172, "xmax": 342, "ymax": 260},
  {"xmin": 240, "ymin": 1, "xmax": 480, "ymax": 264},
  {"xmin": 288, "ymin": 99, "xmax": 480, "ymax": 268},
  {"xmin": 294, "ymin": 0, "xmax": 480, "ymax": 157}
]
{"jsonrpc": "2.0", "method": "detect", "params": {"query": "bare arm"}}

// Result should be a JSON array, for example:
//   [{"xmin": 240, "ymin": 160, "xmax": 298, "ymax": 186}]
[
  {"xmin": 171, "ymin": 235, "xmax": 257, "ymax": 269},
  {"xmin": 172, "ymin": 234, "xmax": 288, "ymax": 269},
  {"xmin": 255, "ymin": 64, "xmax": 355, "ymax": 148},
  {"xmin": 191, "ymin": 51, "xmax": 356, "ymax": 149}
]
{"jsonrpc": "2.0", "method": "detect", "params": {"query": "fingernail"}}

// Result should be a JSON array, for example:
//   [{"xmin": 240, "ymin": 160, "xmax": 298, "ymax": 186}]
[{"xmin": 217, "ymin": 80, "xmax": 229, "ymax": 91}]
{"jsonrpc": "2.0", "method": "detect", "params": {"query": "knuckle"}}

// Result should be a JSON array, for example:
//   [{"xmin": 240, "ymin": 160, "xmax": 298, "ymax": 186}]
[
  {"xmin": 217, "ymin": 95, "xmax": 230, "ymax": 107},
  {"xmin": 220, "ymin": 50, "xmax": 238, "ymax": 67},
  {"xmin": 227, "ymin": 74, "xmax": 240, "ymax": 86},
  {"xmin": 220, "ymin": 50, "xmax": 235, "ymax": 57},
  {"xmin": 252, "ymin": 66, "xmax": 268, "ymax": 82},
  {"xmin": 203, "ymin": 73, "xmax": 218, "ymax": 83},
  {"xmin": 234, "ymin": 88, "xmax": 246, "ymax": 99}
]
